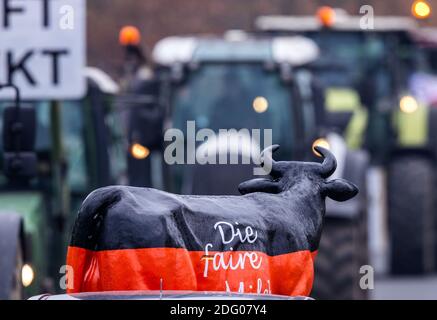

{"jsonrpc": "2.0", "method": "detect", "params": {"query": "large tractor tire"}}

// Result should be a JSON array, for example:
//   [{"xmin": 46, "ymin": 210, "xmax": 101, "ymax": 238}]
[
  {"xmin": 388, "ymin": 155, "xmax": 435, "ymax": 275},
  {"xmin": 0, "ymin": 214, "xmax": 24, "ymax": 300},
  {"xmin": 312, "ymin": 147, "xmax": 369, "ymax": 300},
  {"xmin": 312, "ymin": 217, "xmax": 368, "ymax": 300}
]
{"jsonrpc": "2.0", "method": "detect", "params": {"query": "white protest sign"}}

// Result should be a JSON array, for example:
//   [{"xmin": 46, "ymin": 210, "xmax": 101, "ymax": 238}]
[{"xmin": 0, "ymin": 0, "xmax": 86, "ymax": 100}]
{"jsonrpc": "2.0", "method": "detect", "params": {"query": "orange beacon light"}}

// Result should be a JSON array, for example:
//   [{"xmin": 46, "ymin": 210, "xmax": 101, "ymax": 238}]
[
  {"xmin": 412, "ymin": 1, "xmax": 431, "ymax": 19},
  {"xmin": 119, "ymin": 26, "xmax": 141, "ymax": 46},
  {"xmin": 317, "ymin": 6, "xmax": 336, "ymax": 27}
]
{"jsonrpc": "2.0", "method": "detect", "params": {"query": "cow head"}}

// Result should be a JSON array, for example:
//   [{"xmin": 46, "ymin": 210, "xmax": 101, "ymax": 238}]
[{"xmin": 238, "ymin": 145, "xmax": 358, "ymax": 202}]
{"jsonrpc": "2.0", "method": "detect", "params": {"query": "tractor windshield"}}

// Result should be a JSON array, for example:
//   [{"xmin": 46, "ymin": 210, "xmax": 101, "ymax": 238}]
[
  {"xmin": 307, "ymin": 31, "xmax": 392, "ymax": 96},
  {"xmin": 306, "ymin": 30, "xmax": 418, "ymax": 100},
  {"xmin": 171, "ymin": 63, "xmax": 294, "ymax": 158},
  {"xmin": 169, "ymin": 63, "xmax": 297, "ymax": 195}
]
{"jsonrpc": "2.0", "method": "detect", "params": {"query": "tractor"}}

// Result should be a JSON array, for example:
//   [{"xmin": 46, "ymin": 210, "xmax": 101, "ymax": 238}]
[
  {"xmin": 255, "ymin": 7, "xmax": 437, "ymax": 279},
  {"xmin": 0, "ymin": 67, "xmax": 126, "ymax": 299},
  {"xmin": 119, "ymin": 30, "xmax": 369, "ymax": 299}
]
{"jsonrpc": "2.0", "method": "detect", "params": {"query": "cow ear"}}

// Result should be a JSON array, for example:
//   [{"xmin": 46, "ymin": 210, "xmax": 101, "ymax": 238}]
[
  {"xmin": 238, "ymin": 178, "xmax": 281, "ymax": 195},
  {"xmin": 322, "ymin": 179, "xmax": 358, "ymax": 202}
]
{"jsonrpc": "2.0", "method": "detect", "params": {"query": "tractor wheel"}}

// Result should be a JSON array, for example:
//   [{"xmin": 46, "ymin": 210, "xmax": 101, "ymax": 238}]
[
  {"xmin": 0, "ymin": 236, "xmax": 24, "ymax": 300},
  {"xmin": 0, "ymin": 214, "xmax": 24, "ymax": 300},
  {"xmin": 388, "ymin": 155, "xmax": 435, "ymax": 275},
  {"xmin": 9, "ymin": 246, "xmax": 24, "ymax": 300},
  {"xmin": 312, "ymin": 218, "xmax": 368, "ymax": 300}
]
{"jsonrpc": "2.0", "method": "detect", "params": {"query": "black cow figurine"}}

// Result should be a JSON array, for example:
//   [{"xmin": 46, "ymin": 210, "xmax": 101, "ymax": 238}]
[{"xmin": 66, "ymin": 145, "xmax": 358, "ymax": 297}]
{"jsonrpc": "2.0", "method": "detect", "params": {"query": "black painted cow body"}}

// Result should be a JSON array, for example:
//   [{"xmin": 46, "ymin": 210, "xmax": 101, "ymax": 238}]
[{"xmin": 67, "ymin": 146, "xmax": 358, "ymax": 296}]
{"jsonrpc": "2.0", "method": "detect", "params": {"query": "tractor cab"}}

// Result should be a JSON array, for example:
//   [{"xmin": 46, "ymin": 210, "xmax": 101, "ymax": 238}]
[
  {"xmin": 123, "ymin": 34, "xmax": 330, "ymax": 195},
  {"xmin": 255, "ymin": 8, "xmax": 437, "ymax": 286},
  {"xmin": 256, "ymin": 10, "xmax": 424, "ymax": 160},
  {"xmin": 120, "ymin": 31, "xmax": 369, "ymax": 300}
]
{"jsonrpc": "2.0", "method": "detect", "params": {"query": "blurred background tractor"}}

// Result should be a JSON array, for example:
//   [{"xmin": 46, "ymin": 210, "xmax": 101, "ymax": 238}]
[
  {"xmin": 255, "ymin": 7, "xmax": 437, "ymax": 278},
  {"xmin": 2, "ymin": 0, "xmax": 437, "ymax": 301},
  {"xmin": 0, "ymin": 68, "xmax": 126, "ymax": 299},
  {"xmin": 119, "ymin": 30, "xmax": 369, "ymax": 300}
]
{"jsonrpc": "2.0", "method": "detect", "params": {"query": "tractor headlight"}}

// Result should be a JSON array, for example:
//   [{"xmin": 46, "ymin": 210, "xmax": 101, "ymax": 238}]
[
  {"xmin": 252, "ymin": 96, "xmax": 269, "ymax": 113},
  {"xmin": 22, "ymin": 264, "xmax": 34, "ymax": 287},
  {"xmin": 400, "ymin": 95, "xmax": 419, "ymax": 114},
  {"xmin": 130, "ymin": 143, "xmax": 150, "ymax": 160},
  {"xmin": 312, "ymin": 138, "xmax": 330, "ymax": 157}
]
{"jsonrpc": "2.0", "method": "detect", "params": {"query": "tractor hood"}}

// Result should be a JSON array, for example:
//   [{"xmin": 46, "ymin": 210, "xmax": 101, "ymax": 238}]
[{"xmin": 0, "ymin": 192, "xmax": 45, "ymax": 227}]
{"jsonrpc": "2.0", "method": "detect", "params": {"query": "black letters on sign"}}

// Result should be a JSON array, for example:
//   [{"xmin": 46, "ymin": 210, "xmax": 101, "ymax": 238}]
[
  {"xmin": 42, "ymin": 49, "xmax": 69, "ymax": 85},
  {"xmin": 2, "ymin": 0, "xmax": 55, "ymax": 29},
  {"xmin": 41, "ymin": 0, "xmax": 52, "ymax": 28},
  {"xmin": 7, "ymin": 50, "xmax": 35, "ymax": 85},
  {"xmin": 3, "ymin": 0, "xmax": 24, "ymax": 28},
  {"xmin": 5, "ymin": 49, "xmax": 70, "ymax": 86},
  {"xmin": 1, "ymin": 0, "xmax": 73, "ymax": 89}
]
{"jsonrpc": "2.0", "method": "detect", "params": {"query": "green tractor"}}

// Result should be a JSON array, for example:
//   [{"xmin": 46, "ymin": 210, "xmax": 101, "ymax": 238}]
[
  {"xmin": 120, "ymin": 31, "xmax": 369, "ymax": 299},
  {"xmin": 256, "ymin": 8, "xmax": 437, "ymax": 277},
  {"xmin": 0, "ymin": 67, "xmax": 126, "ymax": 299}
]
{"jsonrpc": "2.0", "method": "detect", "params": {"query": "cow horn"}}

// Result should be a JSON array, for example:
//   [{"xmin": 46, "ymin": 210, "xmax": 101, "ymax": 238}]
[
  {"xmin": 315, "ymin": 146, "xmax": 337, "ymax": 178},
  {"xmin": 260, "ymin": 145, "xmax": 280, "ymax": 174}
]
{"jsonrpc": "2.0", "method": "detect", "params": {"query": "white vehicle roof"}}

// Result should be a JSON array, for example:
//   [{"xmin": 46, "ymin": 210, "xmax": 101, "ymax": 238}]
[
  {"xmin": 412, "ymin": 27, "xmax": 437, "ymax": 47},
  {"xmin": 84, "ymin": 67, "xmax": 119, "ymax": 95},
  {"xmin": 152, "ymin": 35, "xmax": 319, "ymax": 67},
  {"xmin": 255, "ymin": 15, "xmax": 418, "ymax": 32}
]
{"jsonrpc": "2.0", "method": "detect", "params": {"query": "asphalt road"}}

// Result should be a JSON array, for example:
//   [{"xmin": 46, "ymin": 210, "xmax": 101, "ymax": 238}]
[{"xmin": 371, "ymin": 276, "xmax": 437, "ymax": 300}]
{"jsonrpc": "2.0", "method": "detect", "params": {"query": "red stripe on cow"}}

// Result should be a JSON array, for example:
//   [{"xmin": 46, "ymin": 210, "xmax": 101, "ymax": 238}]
[{"xmin": 66, "ymin": 246, "xmax": 318, "ymax": 297}]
